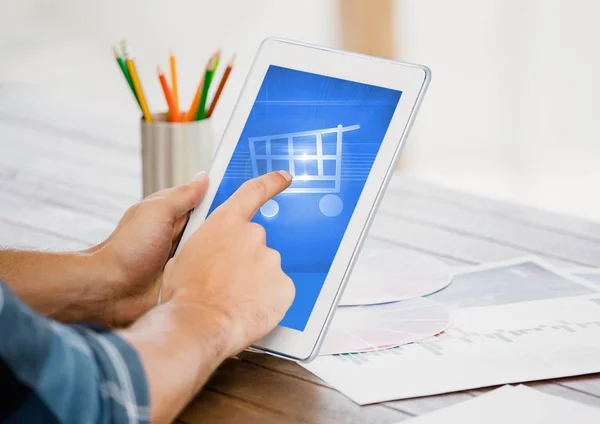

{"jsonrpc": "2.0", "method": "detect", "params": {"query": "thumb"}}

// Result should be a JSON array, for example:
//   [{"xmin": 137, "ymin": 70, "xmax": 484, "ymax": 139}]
[{"xmin": 159, "ymin": 172, "xmax": 210, "ymax": 219}]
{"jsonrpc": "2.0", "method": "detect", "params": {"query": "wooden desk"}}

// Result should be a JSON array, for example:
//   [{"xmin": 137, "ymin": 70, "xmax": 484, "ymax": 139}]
[{"xmin": 1, "ymin": 86, "xmax": 600, "ymax": 422}]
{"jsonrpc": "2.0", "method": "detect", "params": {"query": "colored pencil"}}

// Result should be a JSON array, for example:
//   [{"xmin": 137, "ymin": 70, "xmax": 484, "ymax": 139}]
[
  {"xmin": 126, "ymin": 57, "xmax": 153, "ymax": 123},
  {"xmin": 120, "ymin": 39, "xmax": 129, "ymax": 60},
  {"xmin": 206, "ymin": 54, "xmax": 235, "ymax": 118},
  {"xmin": 113, "ymin": 46, "xmax": 140, "ymax": 107},
  {"xmin": 183, "ymin": 74, "xmax": 205, "ymax": 122},
  {"xmin": 183, "ymin": 52, "xmax": 216, "ymax": 122},
  {"xmin": 157, "ymin": 67, "xmax": 178, "ymax": 122},
  {"xmin": 214, "ymin": 48, "xmax": 221, "ymax": 72},
  {"xmin": 114, "ymin": 40, "xmax": 233, "ymax": 124},
  {"xmin": 169, "ymin": 52, "xmax": 180, "ymax": 120},
  {"xmin": 196, "ymin": 55, "xmax": 218, "ymax": 120}
]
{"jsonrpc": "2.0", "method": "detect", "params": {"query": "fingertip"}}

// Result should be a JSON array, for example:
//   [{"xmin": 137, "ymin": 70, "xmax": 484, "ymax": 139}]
[
  {"xmin": 190, "ymin": 172, "xmax": 209, "ymax": 196},
  {"xmin": 169, "ymin": 173, "xmax": 209, "ymax": 218},
  {"xmin": 194, "ymin": 171, "xmax": 208, "ymax": 182},
  {"xmin": 277, "ymin": 170, "xmax": 293, "ymax": 182},
  {"xmin": 218, "ymin": 171, "xmax": 291, "ymax": 221}
]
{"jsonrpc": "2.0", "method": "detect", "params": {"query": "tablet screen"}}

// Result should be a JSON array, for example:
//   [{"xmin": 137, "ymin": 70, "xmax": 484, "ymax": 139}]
[{"xmin": 208, "ymin": 65, "xmax": 402, "ymax": 331}]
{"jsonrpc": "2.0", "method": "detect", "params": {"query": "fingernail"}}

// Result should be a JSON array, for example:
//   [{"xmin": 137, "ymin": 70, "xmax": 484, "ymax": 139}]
[
  {"xmin": 278, "ymin": 170, "xmax": 293, "ymax": 182},
  {"xmin": 194, "ymin": 171, "xmax": 207, "ymax": 181}
]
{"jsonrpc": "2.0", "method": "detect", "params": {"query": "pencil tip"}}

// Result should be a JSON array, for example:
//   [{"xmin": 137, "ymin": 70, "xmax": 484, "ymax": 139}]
[
  {"xmin": 157, "ymin": 65, "xmax": 163, "ymax": 74},
  {"xmin": 120, "ymin": 39, "xmax": 128, "ymax": 56},
  {"xmin": 112, "ymin": 45, "xmax": 121, "ymax": 58}
]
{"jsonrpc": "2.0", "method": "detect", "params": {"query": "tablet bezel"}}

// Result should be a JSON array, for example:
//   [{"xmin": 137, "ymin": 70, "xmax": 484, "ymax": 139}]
[{"xmin": 175, "ymin": 38, "xmax": 430, "ymax": 362}]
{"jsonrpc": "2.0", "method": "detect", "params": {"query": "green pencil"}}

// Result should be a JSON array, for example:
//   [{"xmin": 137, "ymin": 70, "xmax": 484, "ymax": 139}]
[
  {"xmin": 113, "ymin": 46, "xmax": 140, "ymax": 107},
  {"xmin": 214, "ymin": 49, "xmax": 221, "ymax": 72},
  {"xmin": 196, "ymin": 56, "xmax": 218, "ymax": 120}
]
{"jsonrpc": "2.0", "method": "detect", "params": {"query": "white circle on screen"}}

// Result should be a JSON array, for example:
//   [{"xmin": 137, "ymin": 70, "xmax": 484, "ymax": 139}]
[
  {"xmin": 260, "ymin": 199, "xmax": 279, "ymax": 218},
  {"xmin": 319, "ymin": 194, "xmax": 343, "ymax": 217}
]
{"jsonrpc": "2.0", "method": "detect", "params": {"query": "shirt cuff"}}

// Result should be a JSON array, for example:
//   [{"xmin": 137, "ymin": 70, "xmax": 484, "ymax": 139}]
[{"xmin": 71, "ymin": 324, "xmax": 150, "ymax": 424}]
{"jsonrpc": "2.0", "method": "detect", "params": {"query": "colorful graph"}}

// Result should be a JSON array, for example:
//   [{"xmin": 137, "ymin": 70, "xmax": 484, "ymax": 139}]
[
  {"xmin": 333, "ymin": 310, "xmax": 600, "ymax": 365},
  {"xmin": 319, "ymin": 297, "xmax": 450, "ymax": 355}
]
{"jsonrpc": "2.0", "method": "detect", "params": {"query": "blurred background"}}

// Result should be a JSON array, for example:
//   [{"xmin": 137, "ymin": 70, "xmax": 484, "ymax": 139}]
[{"xmin": 1, "ymin": 0, "xmax": 599, "ymax": 222}]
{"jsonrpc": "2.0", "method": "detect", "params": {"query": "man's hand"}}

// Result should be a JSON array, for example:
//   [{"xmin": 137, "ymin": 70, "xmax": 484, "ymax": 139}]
[
  {"xmin": 90, "ymin": 173, "xmax": 209, "ymax": 325},
  {"xmin": 0, "ymin": 173, "xmax": 209, "ymax": 326},
  {"xmin": 161, "ymin": 170, "xmax": 296, "ymax": 357},
  {"xmin": 122, "ymin": 170, "xmax": 295, "ymax": 424}
]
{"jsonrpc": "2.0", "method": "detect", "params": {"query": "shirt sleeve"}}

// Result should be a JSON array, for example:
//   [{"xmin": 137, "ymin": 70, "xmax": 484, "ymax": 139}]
[{"xmin": 0, "ymin": 281, "xmax": 150, "ymax": 424}]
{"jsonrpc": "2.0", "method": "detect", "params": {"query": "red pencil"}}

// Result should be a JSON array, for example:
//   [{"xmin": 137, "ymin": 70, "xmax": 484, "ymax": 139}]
[
  {"xmin": 206, "ymin": 54, "xmax": 235, "ymax": 118},
  {"xmin": 157, "ymin": 66, "xmax": 179, "ymax": 122}
]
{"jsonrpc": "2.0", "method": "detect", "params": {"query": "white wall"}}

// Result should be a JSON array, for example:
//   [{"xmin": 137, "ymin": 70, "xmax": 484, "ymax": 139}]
[
  {"xmin": 1, "ymin": 0, "xmax": 599, "ymax": 221},
  {"xmin": 396, "ymin": 0, "xmax": 600, "ymax": 221},
  {"xmin": 0, "ymin": 0, "xmax": 341, "ymax": 136}
]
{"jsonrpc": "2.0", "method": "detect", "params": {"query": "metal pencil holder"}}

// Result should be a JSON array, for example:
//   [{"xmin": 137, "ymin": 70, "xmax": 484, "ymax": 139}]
[{"xmin": 141, "ymin": 113, "xmax": 214, "ymax": 198}]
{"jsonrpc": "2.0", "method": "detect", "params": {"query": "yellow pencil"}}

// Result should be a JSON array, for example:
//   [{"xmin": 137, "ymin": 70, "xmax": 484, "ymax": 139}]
[{"xmin": 126, "ymin": 58, "xmax": 153, "ymax": 122}]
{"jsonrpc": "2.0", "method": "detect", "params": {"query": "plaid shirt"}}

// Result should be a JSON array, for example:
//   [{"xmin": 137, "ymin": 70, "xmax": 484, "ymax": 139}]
[{"xmin": 0, "ymin": 281, "xmax": 149, "ymax": 424}]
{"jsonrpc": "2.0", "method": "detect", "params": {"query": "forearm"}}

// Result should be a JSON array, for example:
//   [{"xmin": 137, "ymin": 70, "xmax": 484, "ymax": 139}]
[
  {"xmin": 0, "ymin": 248, "xmax": 114, "ymax": 322},
  {"xmin": 120, "ymin": 302, "xmax": 230, "ymax": 424}
]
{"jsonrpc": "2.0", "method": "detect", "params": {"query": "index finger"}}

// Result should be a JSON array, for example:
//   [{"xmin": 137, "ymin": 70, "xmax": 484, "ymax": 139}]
[{"xmin": 221, "ymin": 170, "xmax": 293, "ymax": 221}]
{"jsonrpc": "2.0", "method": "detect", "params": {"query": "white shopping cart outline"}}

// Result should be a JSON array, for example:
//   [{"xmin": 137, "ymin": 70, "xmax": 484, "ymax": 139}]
[
  {"xmin": 248, "ymin": 124, "xmax": 360, "ymax": 194},
  {"xmin": 248, "ymin": 124, "xmax": 360, "ymax": 218}
]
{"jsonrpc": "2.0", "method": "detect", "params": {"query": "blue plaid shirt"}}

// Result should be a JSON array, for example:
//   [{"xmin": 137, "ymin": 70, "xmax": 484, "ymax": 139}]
[{"xmin": 0, "ymin": 281, "xmax": 149, "ymax": 423}]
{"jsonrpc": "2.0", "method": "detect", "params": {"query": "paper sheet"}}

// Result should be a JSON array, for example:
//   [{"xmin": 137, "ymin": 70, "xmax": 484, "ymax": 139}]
[
  {"xmin": 319, "ymin": 297, "xmax": 450, "ymax": 355},
  {"xmin": 303, "ymin": 257, "xmax": 600, "ymax": 404},
  {"xmin": 402, "ymin": 385, "xmax": 600, "ymax": 424},
  {"xmin": 568, "ymin": 268, "xmax": 600, "ymax": 287},
  {"xmin": 339, "ymin": 248, "xmax": 453, "ymax": 306}
]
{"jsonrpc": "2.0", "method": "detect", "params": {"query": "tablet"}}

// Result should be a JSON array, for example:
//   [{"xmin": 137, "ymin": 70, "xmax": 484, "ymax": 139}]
[{"xmin": 175, "ymin": 38, "xmax": 430, "ymax": 362}]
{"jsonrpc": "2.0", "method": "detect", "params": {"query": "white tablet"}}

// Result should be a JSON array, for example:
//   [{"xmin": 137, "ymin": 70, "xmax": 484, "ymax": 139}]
[{"xmin": 175, "ymin": 38, "xmax": 430, "ymax": 362}]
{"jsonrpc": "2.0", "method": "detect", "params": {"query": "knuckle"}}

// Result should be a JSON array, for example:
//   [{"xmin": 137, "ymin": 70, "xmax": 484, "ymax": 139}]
[
  {"xmin": 282, "ymin": 275, "xmax": 296, "ymax": 305},
  {"xmin": 144, "ymin": 187, "xmax": 168, "ymax": 201},
  {"xmin": 214, "ymin": 205, "xmax": 231, "ymax": 221},
  {"xmin": 254, "ymin": 308, "xmax": 272, "ymax": 331},
  {"xmin": 214, "ymin": 206, "xmax": 237, "ymax": 226},
  {"xmin": 247, "ymin": 223, "xmax": 266, "ymax": 242},
  {"xmin": 123, "ymin": 204, "xmax": 140, "ymax": 217},
  {"xmin": 141, "ymin": 189, "xmax": 175, "ymax": 213},
  {"xmin": 158, "ymin": 197, "xmax": 177, "ymax": 217},
  {"xmin": 246, "ymin": 179, "xmax": 267, "ymax": 199},
  {"xmin": 133, "ymin": 198, "xmax": 161, "ymax": 218},
  {"xmin": 266, "ymin": 248, "xmax": 281, "ymax": 265}
]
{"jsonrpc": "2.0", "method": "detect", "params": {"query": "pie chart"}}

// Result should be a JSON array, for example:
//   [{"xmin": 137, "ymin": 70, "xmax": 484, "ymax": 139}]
[
  {"xmin": 319, "ymin": 297, "xmax": 450, "ymax": 355},
  {"xmin": 339, "ymin": 248, "xmax": 454, "ymax": 306}
]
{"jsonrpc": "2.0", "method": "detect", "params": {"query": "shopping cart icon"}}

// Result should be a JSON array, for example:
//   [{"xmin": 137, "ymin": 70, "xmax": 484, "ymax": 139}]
[{"xmin": 248, "ymin": 124, "xmax": 360, "ymax": 218}]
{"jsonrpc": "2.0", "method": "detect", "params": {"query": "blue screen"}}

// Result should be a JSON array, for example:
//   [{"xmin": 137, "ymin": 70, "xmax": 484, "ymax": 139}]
[{"xmin": 208, "ymin": 66, "xmax": 402, "ymax": 331}]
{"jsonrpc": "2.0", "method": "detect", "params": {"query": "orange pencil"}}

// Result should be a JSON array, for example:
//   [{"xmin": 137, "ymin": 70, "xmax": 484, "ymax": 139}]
[
  {"xmin": 169, "ymin": 52, "xmax": 180, "ymax": 119},
  {"xmin": 183, "ymin": 50, "xmax": 220, "ymax": 122},
  {"xmin": 158, "ymin": 66, "xmax": 178, "ymax": 122},
  {"xmin": 183, "ymin": 74, "xmax": 205, "ymax": 122},
  {"xmin": 206, "ymin": 54, "xmax": 235, "ymax": 118}
]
